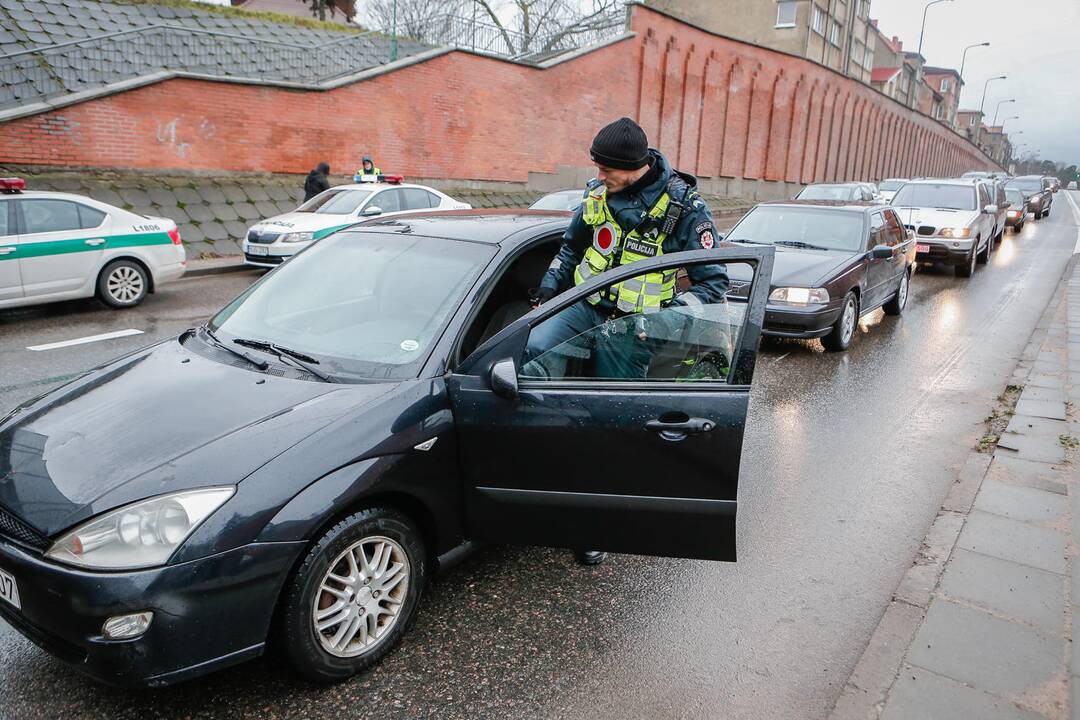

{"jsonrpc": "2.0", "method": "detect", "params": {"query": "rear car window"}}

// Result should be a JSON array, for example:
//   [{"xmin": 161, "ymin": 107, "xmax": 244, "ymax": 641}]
[
  {"xmin": 21, "ymin": 199, "xmax": 82, "ymax": 233},
  {"xmin": 77, "ymin": 204, "xmax": 106, "ymax": 229}
]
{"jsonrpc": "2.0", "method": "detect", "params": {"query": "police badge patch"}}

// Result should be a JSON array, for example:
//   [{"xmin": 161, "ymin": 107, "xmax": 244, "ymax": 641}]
[{"xmin": 699, "ymin": 230, "xmax": 715, "ymax": 249}]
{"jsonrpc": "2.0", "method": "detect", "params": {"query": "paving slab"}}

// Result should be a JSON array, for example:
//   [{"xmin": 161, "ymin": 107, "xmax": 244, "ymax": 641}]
[
  {"xmin": 173, "ymin": 187, "xmax": 202, "ymax": 205},
  {"xmin": 1006, "ymin": 414, "xmax": 1071, "ymax": 438},
  {"xmin": 178, "ymin": 223, "xmax": 204, "ymax": 244},
  {"xmin": 939, "ymin": 548, "xmax": 1065, "ymax": 635},
  {"xmin": 244, "ymin": 185, "xmax": 271, "ymax": 202},
  {"xmin": 1020, "ymin": 386, "xmax": 1069, "ymax": 403},
  {"xmin": 972, "ymin": 479, "xmax": 1066, "ymax": 525},
  {"xmin": 907, "ymin": 599, "xmax": 1060, "ymax": 697},
  {"xmin": 896, "ymin": 512, "xmax": 965, "ymax": 609},
  {"xmin": 223, "ymin": 220, "xmax": 249, "ymax": 240},
  {"xmin": 208, "ymin": 203, "xmax": 238, "ymax": 222},
  {"xmin": 147, "ymin": 187, "xmax": 178, "ymax": 206},
  {"xmin": 883, "ymin": 666, "xmax": 1046, "ymax": 720},
  {"xmin": 254, "ymin": 200, "xmax": 280, "ymax": 218},
  {"xmin": 1014, "ymin": 398, "xmax": 1068, "ymax": 421},
  {"xmin": 233, "ymin": 202, "xmax": 260, "ymax": 220},
  {"xmin": 943, "ymin": 453, "xmax": 993, "ymax": 513},
  {"xmin": 185, "ymin": 204, "xmax": 214, "ymax": 223},
  {"xmin": 221, "ymin": 185, "xmax": 249, "ymax": 204},
  {"xmin": 986, "ymin": 455, "xmax": 1068, "ymax": 495},
  {"xmin": 117, "ymin": 187, "xmax": 151, "ymax": 206},
  {"xmin": 995, "ymin": 434, "xmax": 1067, "ymax": 464},
  {"xmin": 201, "ymin": 221, "xmax": 228, "ymax": 242},
  {"xmin": 957, "ymin": 511, "xmax": 1065, "ymax": 575},
  {"xmin": 196, "ymin": 185, "xmax": 227, "ymax": 204}
]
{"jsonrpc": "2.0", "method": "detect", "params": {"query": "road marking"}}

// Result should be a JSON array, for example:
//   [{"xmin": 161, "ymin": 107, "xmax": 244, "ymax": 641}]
[
  {"xmin": 1066, "ymin": 191, "xmax": 1080, "ymax": 255},
  {"xmin": 27, "ymin": 328, "xmax": 144, "ymax": 352}
]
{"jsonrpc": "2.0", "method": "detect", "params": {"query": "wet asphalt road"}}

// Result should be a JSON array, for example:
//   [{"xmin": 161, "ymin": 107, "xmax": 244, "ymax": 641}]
[{"xmin": 0, "ymin": 195, "xmax": 1078, "ymax": 719}]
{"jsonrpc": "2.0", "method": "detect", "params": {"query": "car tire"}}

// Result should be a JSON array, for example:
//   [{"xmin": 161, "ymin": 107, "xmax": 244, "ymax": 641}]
[
  {"xmin": 883, "ymin": 269, "xmax": 909, "ymax": 316},
  {"xmin": 821, "ymin": 292, "xmax": 858, "ymax": 352},
  {"xmin": 955, "ymin": 246, "xmax": 976, "ymax": 278},
  {"xmin": 97, "ymin": 259, "xmax": 149, "ymax": 308},
  {"xmin": 277, "ymin": 507, "xmax": 426, "ymax": 684},
  {"xmin": 977, "ymin": 236, "xmax": 991, "ymax": 264}
]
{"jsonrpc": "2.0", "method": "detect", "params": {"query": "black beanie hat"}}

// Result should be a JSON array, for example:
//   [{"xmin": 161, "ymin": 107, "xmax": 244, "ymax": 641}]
[{"xmin": 590, "ymin": 117, "xmax": 650, "ymax": 170}]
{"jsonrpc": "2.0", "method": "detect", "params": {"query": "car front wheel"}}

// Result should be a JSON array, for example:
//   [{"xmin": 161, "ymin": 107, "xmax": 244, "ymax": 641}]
[
  {"xmin": 977, "ymin": 234, "xmax": 992, "ymax": 263},
  {"xmin": 956, "ymin": 246, "xmax": 976, "ymax": 278},
  {"xmin": 883, "ymin": 270, "xmax": 909, "ymax": 316},
  {"xmin": 97, "ymin": 259, "xmax": 149, "ymax": 308},
  {"xmin": 277, "ymin": 507, "xmax": 426, "ymax": 683},
  {"xmin": 821, "ymin": 292, "xmax": 858, "ymax": 352}
]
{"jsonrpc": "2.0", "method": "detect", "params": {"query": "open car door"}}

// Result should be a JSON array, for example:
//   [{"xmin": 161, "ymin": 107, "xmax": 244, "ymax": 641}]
[{"xmin": 447, "ymin": 247, "xmax": 774, "ymax": 561}]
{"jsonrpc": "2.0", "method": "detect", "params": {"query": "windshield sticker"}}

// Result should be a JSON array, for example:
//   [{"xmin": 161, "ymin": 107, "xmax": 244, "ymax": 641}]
[{"xmin": 400, "ymin": 340, "xmax": 420, "ymax": 352}]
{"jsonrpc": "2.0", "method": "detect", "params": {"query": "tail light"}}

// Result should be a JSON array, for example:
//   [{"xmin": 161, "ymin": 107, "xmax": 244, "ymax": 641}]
[{"xmin": 167, "ymin": 228, "xmax": 181, "ymax": 245}]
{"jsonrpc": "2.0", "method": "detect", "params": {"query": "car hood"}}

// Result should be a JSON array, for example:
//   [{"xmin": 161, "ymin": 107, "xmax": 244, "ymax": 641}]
[
  {"xmin": 0, "ymin": 339, "xmax": 395, "ymax": 536},
  {"xmin": 892, "ymin": 206, "xmax": 978, "ymax": 228},
  {"xmin": 252, "ymin": 212, "xmax": 358, "ymax": 238},
  {"xmin": 730, "ymin": 245, "xmax": 853, "ymax": 288}
]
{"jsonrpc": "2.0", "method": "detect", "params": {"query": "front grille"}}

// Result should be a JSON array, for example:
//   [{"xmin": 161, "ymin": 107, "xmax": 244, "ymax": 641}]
[
  {"xmin": 244, "ymin": 252, "xmax": 284, "ymax": 265},
  {"xmin": 917, "ymin": 226, "xmax": 936, "ymax": 236},
  {"xmin": 246, "ymin": 230, "xmax": 280, "ymax": 244},
  {"xmin": 0, "ymin": 507, "xmax": 49, "ymax": 550}
]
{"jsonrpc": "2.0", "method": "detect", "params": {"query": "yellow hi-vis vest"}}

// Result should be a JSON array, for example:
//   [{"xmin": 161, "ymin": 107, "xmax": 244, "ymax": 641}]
[{"xmin": 574, "ymin": 186, "xmax": 678, "ymax": 314}]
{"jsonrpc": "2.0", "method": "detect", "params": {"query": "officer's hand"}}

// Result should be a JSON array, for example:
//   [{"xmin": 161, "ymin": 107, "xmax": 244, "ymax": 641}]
[{"xmin": 530, "ymin": 287, "xmax": 556, "ymax": 308}]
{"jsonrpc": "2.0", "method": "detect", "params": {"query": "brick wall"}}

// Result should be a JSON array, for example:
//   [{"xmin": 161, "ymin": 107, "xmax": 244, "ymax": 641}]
[{"xmin": 0, "ymin": 4, "xmax": 999, "ymax": 185}]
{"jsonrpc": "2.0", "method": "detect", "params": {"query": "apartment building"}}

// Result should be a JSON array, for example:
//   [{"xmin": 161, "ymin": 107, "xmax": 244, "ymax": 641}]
[
  {"xmin": 956, "ymin": 110, "xmax": 984, "ymax": 143},
  {"xmin": 645, "ymin": 0, "xmax": 876, "ymax": 84},
  {"xmin": 922, "ymin": 67, "xmax": 962, "ymax": 127},
  {"xmin": 868, "ymin": 21, "xmax": 915, "ymax": 104}
]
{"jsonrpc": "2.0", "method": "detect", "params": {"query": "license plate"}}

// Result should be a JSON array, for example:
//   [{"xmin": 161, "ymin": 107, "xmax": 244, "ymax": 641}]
[
  {"xmin": 248, "ymin": 245, "xmax": 269, "ymax": 256},
  {"xmin": 0, "ymin": 567, "xmax": 21, "ymax": 610},
  {"xmin": 916, "ymin": 244, "xmax": 930, "ymax": 253}
]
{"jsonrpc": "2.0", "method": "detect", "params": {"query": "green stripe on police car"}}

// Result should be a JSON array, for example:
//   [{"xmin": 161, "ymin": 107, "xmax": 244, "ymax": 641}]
[{"xmin": 0, "ymin": 232, "xmax": 173, "ymax": 261}]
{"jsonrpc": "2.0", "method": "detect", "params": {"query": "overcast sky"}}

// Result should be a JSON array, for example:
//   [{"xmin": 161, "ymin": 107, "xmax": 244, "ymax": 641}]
[{"xmin": 868, "ymin": 0, "xmax": 1079, "ymax": 165}]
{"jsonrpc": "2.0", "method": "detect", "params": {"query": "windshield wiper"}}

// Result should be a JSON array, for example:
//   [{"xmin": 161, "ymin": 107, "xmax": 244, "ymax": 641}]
[
  {"xmin": 774, "ymin": 240, "xmax": 831, "ymax": 251},
  {"xmin": 202, "ymin": 327, "xmax": 270, "ymax": 371},
  {"xmin": 232, "ymin": 338, "xmax": 336, "ymax": 383},
  {"xmin": 725, "ymin": 238, "xmax": 761, "ymax": 244}
]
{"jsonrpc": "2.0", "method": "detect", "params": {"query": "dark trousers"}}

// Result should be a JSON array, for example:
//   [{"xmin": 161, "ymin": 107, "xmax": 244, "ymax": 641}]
[{"xmin": 524, "ymin": 301, "xmax": 651, "ymax": 379}]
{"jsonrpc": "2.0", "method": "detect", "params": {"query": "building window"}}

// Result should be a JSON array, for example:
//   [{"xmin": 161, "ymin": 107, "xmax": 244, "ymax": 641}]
[
  {"xmin": 851, "ymin": 40, "xmax": 863, "ymax": 66},
  {"xmin": 811, "ymin": 4, "xmax": 826, "ymax": 35},
  {"xmin": 859, "ymin": 0, "xmax": 870, "ymax": 18},
  {"xmin": 775, "ymin": 1, "xmax": 797, "ymax": 27},
  {"xmin": 969, "ymin": 116, "xmax": 977, "ymax": 126},
  {"xmin": 940, "ymin": 78, "xmax": 951, "ymax": 92},
  {"xmin": 830, "ymin": 20, "xmax": 841, "ymax": 46}
]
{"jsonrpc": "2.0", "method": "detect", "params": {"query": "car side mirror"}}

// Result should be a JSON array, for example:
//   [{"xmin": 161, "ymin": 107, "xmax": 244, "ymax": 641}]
[
  {"xmin": 906, "ymin": 229, "xmax": 915, "ymax": 241},
  {"xmin": 871, "ymin": 245, "xmax": 893, "ymax": 259},
  {"xmin": 361, "ymin": 206, "xmax": 383, "ymax": 217},
  {"xmin": 983, "ymin": 204, "xmax": 997, "ymax": 214},
  {"xmin": 490, "ymin": 358, "xmax": 519, "ymax": 399}
]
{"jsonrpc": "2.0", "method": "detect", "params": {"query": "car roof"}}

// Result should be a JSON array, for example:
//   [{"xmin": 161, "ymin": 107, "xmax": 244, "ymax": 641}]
[
  {"xmin": 333, "ymin": 183, "xmax": 439, "ymax": 192},
  {"xmin": 803, "ymin": 182, "xmax": 864, "ymax": 188},
  {"xmin": 1010, "ymin": 175, "xmax": 1043, "ymax": 180},
  {"xmin": 346, "ymin": 209, "xmax": 571, "ymax": 245},
  {"xmin": 905, "ymin": 178, "xmax": 979, "ymax": 186},
  {"xmin": 760, "ymin": 199, "xmax": 882, "ymax": 211}
]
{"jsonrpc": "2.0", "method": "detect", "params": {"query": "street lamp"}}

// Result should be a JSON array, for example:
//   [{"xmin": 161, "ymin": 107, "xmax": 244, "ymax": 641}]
[
  {"xmin": 992, "ymin": 98, "xmax": 1015, "ymax": 126},
  {"xmin": 959, "ymin": 42, "xmax": 990, "ymax": 81},
  {"xmin": 917, "ymin": 0, "xmax": 954, "ymax": 58},
  {"xmin": 979, "ymin": 76, "xmax": 1007, "ymax": 116}
]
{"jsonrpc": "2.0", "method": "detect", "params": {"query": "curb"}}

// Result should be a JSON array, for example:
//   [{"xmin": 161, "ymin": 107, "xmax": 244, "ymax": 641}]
[
  {"xmin": 184, "ymin": 257, "xmax": 249, "ymax": 278},
  {"xmin": 829, "ymin": 252, "xmax": 1080, "ymax": 720}
]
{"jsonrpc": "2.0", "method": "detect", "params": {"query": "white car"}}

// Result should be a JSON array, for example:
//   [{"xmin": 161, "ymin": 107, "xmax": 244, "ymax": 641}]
[
  {"xmin": 0, "ymin": 178, "xmax": 185, "ymax": 310},
  {"xmin": 890, "ymin": 178, "xmax": 999, "ymax": 278},
  {"xmin": 242, "ymin": 177, "xmax": 471, "ymax": 268},
  {"xmin": 529, "ymin": 189, "xmax": 586, "ymax": 212},
  {"xmin": 878, "ymin": 179, "xmax": 908, "ymax": 204}
]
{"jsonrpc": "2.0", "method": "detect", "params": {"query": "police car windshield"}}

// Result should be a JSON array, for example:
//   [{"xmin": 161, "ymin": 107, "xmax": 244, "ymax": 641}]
[
  {"xmin": 727, "ymin": 206, "xmax": 864, "ymax": 252},
  {"xmin": 297, "ymin": 188, "xmax": 373, "ymax": 214},
  {"xmin": 891, "ymin": 183, "xmax": 975, "ymax": 211},
  {"xmin": 209, "ymin": 232, "xmax": 493, "ymax": 381},
  {"xmin": 796, "ymin": 185, "xmax": 856, "ymax": 201}
]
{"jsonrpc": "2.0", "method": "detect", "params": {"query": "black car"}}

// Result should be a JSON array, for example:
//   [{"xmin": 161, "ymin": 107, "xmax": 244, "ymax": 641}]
[
  {"xmin": 0, "ymin": 211, "xmax": 774, "ymax": 687},
  {"xmin": 724, "ymin": 201, "xmax": 915, "ymax": 351},
  {"xmin": 1007, "ymin": 175, "xmax": 1053, "ymax": 219},
  {"xmin": 1004, "ymin": 187, "xmax": 1028, "ymax": 231}
]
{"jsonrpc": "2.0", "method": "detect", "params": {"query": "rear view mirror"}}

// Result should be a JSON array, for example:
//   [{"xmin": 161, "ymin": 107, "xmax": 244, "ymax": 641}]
[
  {"xmin": 490, "ymin": 358, "xmax": 519, "ymax": 399},
  {"xmin": 361, "ymin": 206, "xmax": 383, "ymax": 217},
  {"xmin": 871, "ymin": 245, "xmax": 893, "ymax": 259}
]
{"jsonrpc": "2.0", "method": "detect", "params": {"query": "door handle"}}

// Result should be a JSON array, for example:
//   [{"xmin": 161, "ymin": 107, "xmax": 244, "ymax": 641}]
[
  {"xmin": 84, "ymin": 238, "xmax": 106, "ymax": 246},
  {"xmin": 645, "ymin": 417, "xmax": 715, "ymax": 441},
  {"xmin": 0, "ymin": 247, "xmax": 14, "ymax": 255}
]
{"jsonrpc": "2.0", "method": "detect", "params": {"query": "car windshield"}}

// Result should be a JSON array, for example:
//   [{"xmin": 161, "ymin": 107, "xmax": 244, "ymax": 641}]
[
  {"xmin": 879, "ymin": 180, "xmax": 905, "ymax": 191},
  {"xmin": 1007, "ymin": 178, "xmax": 1043, "ymax": 194},
  {"xmin": 726, "ymin": 206, "xmax": 864, "ymax": 252},
  {"xmin": 796, "ymin": 185, "xmax": 855, "ymax": 200},
  {"xmin": 891, "ymin": 183, "xmax": 975, "ymax": 211},
  {"xmin": 296, "ymin": 189, "xmax": 373, "ymax": 214},
  {"xmin": 530, "ymin": 191, "xmax": 584, "ymax": 211},
  {"xmin": 209, "ymin": 232, "xmax": 494, "ymax": 381}
]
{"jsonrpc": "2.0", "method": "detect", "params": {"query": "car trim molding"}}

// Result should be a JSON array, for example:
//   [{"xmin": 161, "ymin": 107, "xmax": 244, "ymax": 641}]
[{"xmin": 476, "ymin": 486, "xmax": 737, "ymax": 515}]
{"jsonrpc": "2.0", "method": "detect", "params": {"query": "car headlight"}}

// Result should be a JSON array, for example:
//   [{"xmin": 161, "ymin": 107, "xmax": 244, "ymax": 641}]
[
  {"xmin": 938, "ymin": 227, "xmax": 972, "ymax": 239},
  {"xmin": 769, "ymin": 287, "xmax": 830, "ymax": 306},
  {"xmin": 45, "ymin": 487, "xmax": 235, "ymax": 570},
  {"xmin": 279, "ymin": 232, "xmax": 314, "ymax": 243}
]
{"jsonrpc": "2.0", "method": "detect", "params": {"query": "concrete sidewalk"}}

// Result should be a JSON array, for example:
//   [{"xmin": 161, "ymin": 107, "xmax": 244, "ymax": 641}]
[{"xmin": 831, "ymin": 258, "xmax": 1080, "ymax": 720}]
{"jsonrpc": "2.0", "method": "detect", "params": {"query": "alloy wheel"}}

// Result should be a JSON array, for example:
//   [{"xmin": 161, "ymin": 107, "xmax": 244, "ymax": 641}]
[
  {"xmin": 841, "ymin": 297, "xmax": 856, "ymax": 344},
  {"xmin": 897, "ymin": 272, "xmax": 909, "ymax": 310},
  {"xmin": 106, "ymin": 266, "xmax": 144, "ymax": 304},
  {"xmin": 312, "ymin": 536, "xmax": 410, "ymax": 658}
]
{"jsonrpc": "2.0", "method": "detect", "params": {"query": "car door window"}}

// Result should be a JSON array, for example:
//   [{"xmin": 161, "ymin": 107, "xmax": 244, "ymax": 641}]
[
  {"xmin": 401, "ymin": 188, "xmax": 437, "ymax": 210},
  {"xmin": 883, "ymin": 210, "xmax": 906, "ymax": 245},
  {"xmin": 0, "ymin": 199, "xmax": 12, "ymax": 237},
  {"xmin": 370, "ymin": 189, "xmax": 402, "ymax": 213},
  {"xmin": 977, "ymin": 184, "xmax": 990, "ymax": 208},
  {"xmin": 77, "ymin": 204, "xmax": 106, "ymax": 229},
  {"xmin": 869, "ymin": 212, "xmax": 886, "ymax": 247},
  {"xmin": 995, "ymin": 185, "xmax": 1006, "ymax": 207},
  {"xmin": 519, "ymin": 262, "xmax": 754, "ymax": 384},
  {"xmin": 21, "ymin": 200, "xmax": 81, "ymax": 234}
]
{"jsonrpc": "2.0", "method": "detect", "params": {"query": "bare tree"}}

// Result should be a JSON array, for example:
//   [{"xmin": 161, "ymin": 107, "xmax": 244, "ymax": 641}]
[
  {"xmin": 298, "ymin": 0, "xmax": 358, "ymax": 23},
  {"xmin": 471, "ymin": 0, "xmax": 626, "ymax": 56},
  {"xmin": 360, "ymin": 0, "xmax": 469, "ymax": 37}
]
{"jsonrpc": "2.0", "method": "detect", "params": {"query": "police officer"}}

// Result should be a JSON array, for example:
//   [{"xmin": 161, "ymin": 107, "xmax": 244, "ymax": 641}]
[
  {"xmin": 357, "ymin": 155, "xmax": 381, "ymax": 176},
  {"xmin": 527, "ymin": 117, "xmax": 728, "ymax": 566},
  {"xmin": 303, "ymin": 162, "xmax": 331, "ymax": 201}
]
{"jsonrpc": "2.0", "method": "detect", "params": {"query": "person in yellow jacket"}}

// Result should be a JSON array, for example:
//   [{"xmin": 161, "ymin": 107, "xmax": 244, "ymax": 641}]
[{"xmin": 357, "ymin": 155, "xmax": 381, "ymax": 176}]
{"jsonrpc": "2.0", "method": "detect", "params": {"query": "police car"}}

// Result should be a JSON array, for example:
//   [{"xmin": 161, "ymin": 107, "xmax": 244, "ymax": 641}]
[
  {"xmin": 0, "ymin": 178, "xmax": 186, "ymax": 310},
  {"xmin": 242, "ymin": 175, "xmax": 471, "ymax": 268}
]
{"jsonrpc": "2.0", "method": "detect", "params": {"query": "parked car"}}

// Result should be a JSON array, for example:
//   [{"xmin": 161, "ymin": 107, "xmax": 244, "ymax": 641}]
[
  {"xmin": 1068, "ymin": 181, "xmax": 1077, "ymax": 191},
  {"xmin": 986, "ymin": 177, "xmax": 1008, "ymax": 245},
  {"xmin": 1006, "ymin": 176, "xmax": 1054, "ymax": 219},
  {"xmin": 241, "ymin": 177, "xmax": 471, "ymax": 268},
  {"xmin": 0, "ymin": 178, "xmax": 185, "ymax": 310},
  {"xmin": 1004, "ymin": 188, "xmax": 1028, "ymax": 232},
  {"xmin": 1049, "ymin": 177, "xmax": 1061, "ymax": 193},
  {"xmin": 0, "ymin": 210, "xmax": 774, "ymax": 687},
  {"xmin": 878, "ymin": 179, "xmax": 908, "ymax": 203},
  {"xmin": 890, "ymin": 178, "xmax": 998, "ymax": 278},
  {"xmin": 529, "ymin": 189, "xmax": 585, "ymax": 212},
  {"xmin": 795, "ymin": 183, "xmax": 879, "ymax": 202},
  {"xmin": 723, "ymin": 200, "xmax": 914, "ymax": 351}
]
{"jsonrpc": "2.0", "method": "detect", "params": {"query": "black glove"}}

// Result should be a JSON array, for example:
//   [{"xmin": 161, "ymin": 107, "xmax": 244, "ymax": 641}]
[{"xmin": 530, "ymin": 286, "xmax": 556, "ymax": 307}]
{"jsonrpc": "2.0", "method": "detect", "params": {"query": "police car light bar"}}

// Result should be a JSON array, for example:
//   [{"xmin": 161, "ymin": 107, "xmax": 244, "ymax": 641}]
[
  {"xmin": 353, "ymin": 173, "xmax": 404, "ymax": 185},
  {"xmin": 0, "ymin": 178, "xmax": 25, "ymax": 193}
]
